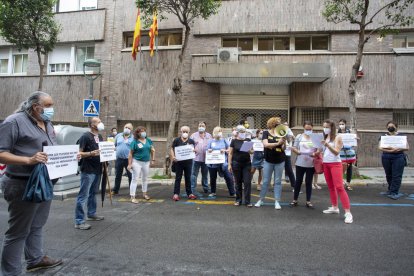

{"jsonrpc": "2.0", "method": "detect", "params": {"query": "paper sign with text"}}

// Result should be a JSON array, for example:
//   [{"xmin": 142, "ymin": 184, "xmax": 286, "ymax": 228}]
[
  {"xmin": 205, "ymin": 150, "xmax": 226, "ymax": 164},
  {"xmin": 339, "ymin": 133, "xmax": 357, "ymax": 147},
  {"xmin": 252, "ymin": 139, "xmax": 264, "ymax": 152},
  {"xmin": 99, "ymin": 142, "xmax": 116, "ymax": 162},
  {"xmin": 174, "ymin": 145, "xmax": 195, "ymax": 161},
  {"xmin": 44, "ymin": 145, "xmax": 79, "ymax": 179},
  {"xmin": 380, "ymin": 136, "xmax": 407, "ymax": 149}
]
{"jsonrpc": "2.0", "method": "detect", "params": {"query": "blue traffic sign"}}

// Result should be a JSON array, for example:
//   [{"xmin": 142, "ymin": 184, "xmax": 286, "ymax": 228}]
[{"xmin": 83, "ymin": 99, "xmax": 100, "ymax": 117}]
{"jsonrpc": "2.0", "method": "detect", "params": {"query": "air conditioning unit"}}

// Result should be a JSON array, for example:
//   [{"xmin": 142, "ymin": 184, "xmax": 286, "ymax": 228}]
[{"xmin": 217, "ymin": 47, "xmax": 240, "ymax": 63}]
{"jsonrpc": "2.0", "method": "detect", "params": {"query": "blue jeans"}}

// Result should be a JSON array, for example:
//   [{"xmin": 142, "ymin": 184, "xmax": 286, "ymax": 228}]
[
  {"xmin": 75, "ymin": 173, "xmax": 101, "ymax": 225},
  {"xmin": 191, "ymin": 161, "xmax": 209, "ymax": 193},
  {"xmin": 382, "ymin": 153, "xmax": 405, "ymax": 195},
  {"xmin": 260, "ymin": 161, "xmax": 285, "ymax": 201}
]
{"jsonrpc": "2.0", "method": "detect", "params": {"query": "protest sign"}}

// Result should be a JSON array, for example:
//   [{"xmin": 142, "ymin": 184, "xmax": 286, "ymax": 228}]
[
  {"xmin": 175, "ymin": 145, "xmax": 195, "ymax": 161},
  {"xmin": 44, "ymin": 145, "xmax": 79, "ymax": 179},
  {"xmin": 99, "ymin": 142, "xmax": 116, "ymax": 162},
  {"xmin": 205, "ymin": 150, "xmax": 225, "ymax": 164}
]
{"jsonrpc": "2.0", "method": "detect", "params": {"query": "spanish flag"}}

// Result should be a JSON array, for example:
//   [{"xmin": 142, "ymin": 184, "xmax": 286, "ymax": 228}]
[
  {"xmin": 131, "ymin": 9, "xmax": 141, "ymax": 61},
  {"xmin": 149, "ymin": 10, "xmax": 158, "ymax": 57}
]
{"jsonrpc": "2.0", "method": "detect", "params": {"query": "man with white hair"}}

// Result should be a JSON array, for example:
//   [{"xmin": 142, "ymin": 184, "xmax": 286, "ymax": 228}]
[{"xmin": 0, "ymin": 91, "xmax": 63, "ymax": 275}]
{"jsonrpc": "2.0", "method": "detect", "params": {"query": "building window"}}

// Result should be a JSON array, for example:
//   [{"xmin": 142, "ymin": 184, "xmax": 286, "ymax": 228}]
[
  {"xmin": 48, "ymin": 44, "xmax": 95, "ymax": 74},
  {"xmin": 393, "ymin": 110, "xmax": 414, "ymax": 129},
  {"xmin": 12, "ymin": 54, "xmax": 28, "ymax": 74},
  {"xmin": 118, "ymin": 121, "xmax": 170, "ymax": 137},
  {"xmin": 55, "ymin": 0, "xmax": 97, "ymax": 12},
  {"xmin": 76, "ymin": 46, "xmax": 95, "ymax": 72},
  {"xmin": 223, "ymin": 35, "xmax": 329, "ymax": 52},
  {"xmin": 0, "ymin": 59, "xmax": 8, "ymax": 74},
  {"xmin": 291, "ymin": 107, "xmax": 328, "ymax": 127},
  {"xmin": 124, "ymin": 30, "xmax": 182, "ymax": 49},
  {"xmin": 393, "ymin": 35, "xmax": 414, "ymax": 48}
]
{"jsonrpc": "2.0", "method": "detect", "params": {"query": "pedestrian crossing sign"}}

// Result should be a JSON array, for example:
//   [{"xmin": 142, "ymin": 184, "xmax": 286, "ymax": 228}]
[{"xmin": 83, "ymin": 99, "xmax": 100, "ymax": 117}]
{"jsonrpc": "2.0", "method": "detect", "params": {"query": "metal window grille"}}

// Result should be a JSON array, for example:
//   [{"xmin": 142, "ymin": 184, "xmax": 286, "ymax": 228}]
[
  {"xmin": 393, "ymin": 110, "xmax": 414, "ymax": 129},
  {"xmin": 291, "ymin": 108, "xmax": 328, "ymax": 127},
  {"xmin": 220, "ymin": 108, "xmax": 288, "ymax": 129},
  {"xmin": 118, "ymin": 121, "xmax": 171, "ymax": 137}
]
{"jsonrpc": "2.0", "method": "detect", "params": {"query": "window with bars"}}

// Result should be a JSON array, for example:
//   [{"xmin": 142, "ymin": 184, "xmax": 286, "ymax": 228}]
[
  {"xmin": 220, "ymin": 109, "xmax": 289, "ymax": 129},
  {"xmin": 393, "ymin": 110, "xmax": 414, "ymax": 129},
  {"xmin": 291, "ymin": 107, "xmax": 328, "ymax": 127}
]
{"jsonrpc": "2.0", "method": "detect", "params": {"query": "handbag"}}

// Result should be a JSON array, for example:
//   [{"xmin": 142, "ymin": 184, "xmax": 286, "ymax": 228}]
[
  {"xmin": 404, "ymin": 154, "xmax": 409, "ymax": 167},
  {"xmin": 340, "ymin": 147, "xmax": 356, "ymax": 164},
  {"xmin": 313, "ymin": 153, "xmax": 324, "ymax": 174},
  {"xmin": 22, "ymin": 163, "xmax": 54, "ymax": 203}
]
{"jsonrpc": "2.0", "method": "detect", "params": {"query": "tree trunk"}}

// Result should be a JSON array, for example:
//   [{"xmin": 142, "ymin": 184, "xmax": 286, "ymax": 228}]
[
  {"xmin": 163, "ymin": 26, "xmax": 191, "ymax": 176},
  {"xmin": 36, "ymin": 48, "xmax": 44, "ymax": 90}
]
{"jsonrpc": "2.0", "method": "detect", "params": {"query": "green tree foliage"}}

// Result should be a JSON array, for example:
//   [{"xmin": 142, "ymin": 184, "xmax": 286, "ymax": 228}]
[
  {"xmin": 323, "ymin": 0, "xmax": 414, "ymax": 132},
  {"xmin": 0, "ymin": 0, "xmax": 60, "ymax": 90},
  {"xmin": 136, "ymin": 0, "xmax": 221, "ymax": 176}
]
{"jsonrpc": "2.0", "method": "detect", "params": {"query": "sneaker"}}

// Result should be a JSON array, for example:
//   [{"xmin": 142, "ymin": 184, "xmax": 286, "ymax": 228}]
[
  {"xmin": 172, "ymin": 194, "xmax": 180, "ymax": 201},
  {"xmin": 387, "ymin": 193, "xmax": 399, "ymax": 200},
  {"xmin": 86, "ymin": 215, "xmax": 104, "ymax": 221},
  {"xmin": 75, "ymin": 223, "xmax": 91, "ymax": 230},
  {"xmin": 26, "ymin": 256, "xmax": 63, "ymax": 272},
  {"xmin": 188, "ymin": 194, "xmax": 197, "ymax": 200},
  {"xmin": 344, "ymin": 212, "xmax": 353, "ymax": 224},
  {"xmin": 208, "ymin": 193, "xmax": 216, "ymax": 197},
  {"xmin": 323, "ymin": 207, "xmax": 340, "ymax": 214},
  {"xmin": 131, "ymin": 197, "xmax": 139, "ymax": 204},
  {"xmin": 275, "ymin": 201, "xmax": 281, "ymax": 210},
  {"xmin": 254, "ymin": 199, "xmax": 263, "ymax": 208}
]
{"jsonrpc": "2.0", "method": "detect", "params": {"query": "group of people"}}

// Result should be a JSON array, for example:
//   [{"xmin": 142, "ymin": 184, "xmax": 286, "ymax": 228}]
[{"xmin": 0, "ymin": 91, "xmax": 410, "ymax": 275}]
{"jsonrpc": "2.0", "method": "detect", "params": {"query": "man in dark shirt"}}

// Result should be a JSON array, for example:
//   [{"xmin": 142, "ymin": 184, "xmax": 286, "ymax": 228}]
[
  {"xmin": 74, "ymin": 117, "xmax": 105, "ymax": 230},
  {"xmin": 0, "ymin": 91, "xmax": 62, "ymax": 275}
]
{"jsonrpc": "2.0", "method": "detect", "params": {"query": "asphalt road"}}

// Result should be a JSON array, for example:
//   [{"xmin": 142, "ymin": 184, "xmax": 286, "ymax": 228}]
[{"xmin": 1, "ymin": 183, "xmax": 414, "ymax": 275}]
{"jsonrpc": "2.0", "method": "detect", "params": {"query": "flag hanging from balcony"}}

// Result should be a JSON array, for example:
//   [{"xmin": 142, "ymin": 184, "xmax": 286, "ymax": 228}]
[
  {"xmin": 149, "ymin": 10, "xmax": 158, "ymax": 57},
  {"xmin": 131, "ymin": 8, "xmax": 141, "ymax": 61}
]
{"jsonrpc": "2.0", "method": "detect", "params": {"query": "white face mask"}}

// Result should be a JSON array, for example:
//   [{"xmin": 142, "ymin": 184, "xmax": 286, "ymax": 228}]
[
  {"xmin": 323, "ymin": 128, "xmax": 331, "ymax": 135},
  {"xmin": 97, "ymin": 122, "xmax": 105, "ymax": 131},
  {"xmin": 304, "ymin": 130, "xmax": 313, "ymax": 135},
  {"xmin": 198, "ymin": 127, "xmax": 205, "ymax": 133},
  {"xmin": 238, "ymin": 133, "xmax": 246, "ymax": 139},
  {"xmin": 339, "ymin": 124, "xmax": 345, "ymax": 130},
  {"xmin": 215, "ymin": 132, "xmax": 223, "ymax": 138},
  {"xmin": 123, "ymin": 128, "xmax": 131, "ymax": 135},
  {"xmin": 182, "ymin": 133, "xmax": 189, "ymax": 139}
]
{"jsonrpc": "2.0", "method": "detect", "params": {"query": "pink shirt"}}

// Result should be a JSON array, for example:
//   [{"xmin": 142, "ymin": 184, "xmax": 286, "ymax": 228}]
[{"xmin": 190, "ymin": 131, "xmax": 212, "ymax": 162}]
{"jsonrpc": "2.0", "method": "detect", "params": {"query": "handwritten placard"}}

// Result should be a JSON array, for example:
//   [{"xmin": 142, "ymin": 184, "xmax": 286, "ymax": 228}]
[
  {"xmin": 252, "ymin": 139, "xmax": 264, "ymax": 152},
  {"xmin": 339, "ymin": 133, "xmax": 357, "ymax": 147},
  {"xmin": 174, "ymin": 145, "xmax": 195, "ymax": 161},
  {"xmin": 99, "ymin": 142, "xmax": 116, "ymax": 162},
  {"xmin": 44, "ymin": 145, "xmax": 79, "ymax": 179}
]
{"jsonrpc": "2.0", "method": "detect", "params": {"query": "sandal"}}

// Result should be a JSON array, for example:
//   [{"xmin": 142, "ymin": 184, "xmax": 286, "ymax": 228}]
[
  {"xmin": 306, "ymin": 202, "xmax": 315, "ymax": 209},
  {"xmin": 131, "ymin": 197, "xmax": 139, "ymax": 204},
  {"xmin": 290, "ymin": 200, "xmax": 298, "ymax": 207},
  {"xmin": 315, "ymin": 184, "xmax": 322, "ymax": 190},
  {"xmin": 345, "ymin": 185, "xmax": 353, "ymax": 191},
  {"xmin": 143, "ymin": 194, "xmax": 151, "ymax": 200}
]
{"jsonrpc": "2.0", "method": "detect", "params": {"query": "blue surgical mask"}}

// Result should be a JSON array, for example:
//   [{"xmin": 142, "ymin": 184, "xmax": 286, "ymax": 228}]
[
  {"xmin": 198, "ymin": 127, "xmax": 205, "ymax": 133},
  {"xmin": 140, "ymin": 132, "xmax": 147, "ymax": 138},
  {"xmin": 40, "ymin": 107, "xmax": 54, "ymax": 121},
  {"xmin": 304, "ymin": 130, "xmax": 313, "ymax": 135}
]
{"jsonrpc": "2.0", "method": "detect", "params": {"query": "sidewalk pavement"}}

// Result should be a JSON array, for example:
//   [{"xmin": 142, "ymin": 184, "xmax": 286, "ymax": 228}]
[{"xmin": 51, "ymin": 167, "xmax": 414, "ymax": 200}]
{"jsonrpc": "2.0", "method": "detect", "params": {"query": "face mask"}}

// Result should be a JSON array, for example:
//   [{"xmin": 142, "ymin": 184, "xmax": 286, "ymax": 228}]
[
  {"xmin": 215, "ymin": 132, "xmax": 223, "ymax": 138},
  {"xmin": 123, "ymin": 128, "xmax": 130, "ymax": 135},
  {"xmin": 140, "ymin": 132, "xmax": 147, "ymax": 138},
  {"xmin": 339, "ymin": 124, "xmax": 345, "ymax": 130},
  {"xmin": 238, "ymin": 133, "xmax": 246, "ymax": 139},
  {"xmin": 304, "ymin": 130, "xmax": 313, "ymax": 135},
  {"xmin": 232, "ymin": 130, "xmax": 237, "ymax": 137},
  {"xmin": 323, "ymin": 128, "xmax": 331, "ymax": 135},
  {"xmin": 97, "ymin": 122, "xmax": 105, "ymax": 131},
  {"xmin": 198, "ymin": 127, "xmax": 205, "ymax": 133},
  {"xmin": 387, "ymin": 127, "xmax": 396, "ymax": 133},
  {"xmin": 182, "ymin": 133, "xmax": 189, "ymax": 139},
  {"xmin": 40, "ymin": 107, "xmax": 54, "ymax": 121},
  {"xmin": 112, "ymin": 131, "xmax": 118, "ymax": 136}
]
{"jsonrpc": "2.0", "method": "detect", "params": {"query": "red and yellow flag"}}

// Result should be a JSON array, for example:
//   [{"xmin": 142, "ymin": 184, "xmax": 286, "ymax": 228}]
[
  {"xmin": 149, "ymin": 10, "xmax": 158, "ymax": 57},
  {"xmin": 131, "ymin": 9, "xmax": 141, "ymax": 61}
]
